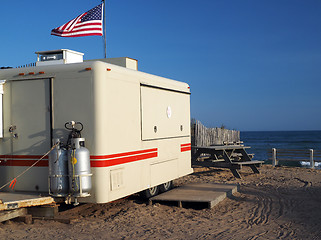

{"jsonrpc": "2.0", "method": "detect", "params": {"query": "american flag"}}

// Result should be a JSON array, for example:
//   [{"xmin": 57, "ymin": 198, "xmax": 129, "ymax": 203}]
[{"xmin": 51, "ymin": 3, "xmax": 103, "ymax": 37}]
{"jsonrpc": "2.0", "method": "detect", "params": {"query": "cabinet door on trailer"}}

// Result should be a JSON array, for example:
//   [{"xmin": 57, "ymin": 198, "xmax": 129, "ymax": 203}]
[{"xmin": 141, "ymin": 85, "xmax": 190, "ymax": 140}]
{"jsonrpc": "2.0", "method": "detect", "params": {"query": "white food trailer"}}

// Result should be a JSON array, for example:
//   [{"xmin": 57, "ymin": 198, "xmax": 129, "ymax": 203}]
[{"xmin": 0, "ymin": 49, "xmax": 192, "ymax": 204}]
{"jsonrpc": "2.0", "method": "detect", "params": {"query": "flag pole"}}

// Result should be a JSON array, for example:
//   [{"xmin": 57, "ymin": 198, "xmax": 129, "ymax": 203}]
[{"xmin": 103, "ymin": 0, "xmax": 107, "ymax": 58}]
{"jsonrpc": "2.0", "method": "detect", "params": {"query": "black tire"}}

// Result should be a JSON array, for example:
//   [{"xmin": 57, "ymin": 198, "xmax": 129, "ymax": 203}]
[
  {"xmin": 159, "ymin": 181, "xmax": 173, "ymax": 193},
  {"xmin": 140, "ymin": 185, "xmax": 159, "ymax": 199}
]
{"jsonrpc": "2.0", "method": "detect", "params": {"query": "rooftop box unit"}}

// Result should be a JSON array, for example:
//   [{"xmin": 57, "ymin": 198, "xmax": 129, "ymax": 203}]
[
  {"xmin": 36, "ymin": 49, "xmax": 84, "ymax": 66},
  {"xmin": 102, "ymin": 57, "xmax": 138, "ymax": 70},
  {"xmin": 86, "ymin": 57, "xmax": 138, "ymax": 70}
]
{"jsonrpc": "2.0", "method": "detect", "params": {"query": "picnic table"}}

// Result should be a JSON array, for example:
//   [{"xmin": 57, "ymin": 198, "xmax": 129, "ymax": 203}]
[{"xmin": 192, "ymin": 145, "xmax": 263, "ymax": 178}]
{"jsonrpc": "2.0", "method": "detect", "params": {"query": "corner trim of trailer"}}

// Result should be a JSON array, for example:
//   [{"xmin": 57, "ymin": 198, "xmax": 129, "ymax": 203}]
[
  {"xmin": 49, "ymin": 77, "xmax": 54, "ymax": 146},
  {"xmin": 140, "ymin": 83, "xmax": 191, "ymax": 95}
]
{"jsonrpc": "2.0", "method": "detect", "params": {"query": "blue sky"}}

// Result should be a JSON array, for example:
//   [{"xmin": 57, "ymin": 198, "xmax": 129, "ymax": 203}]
[{"xmin": 1, "ymin": 0, "xmax": 320, "ymax": 131}]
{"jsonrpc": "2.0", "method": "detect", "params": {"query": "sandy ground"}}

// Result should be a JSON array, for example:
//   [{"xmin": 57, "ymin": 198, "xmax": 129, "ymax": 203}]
[{"xmin": 1, "ymin": 165, "xmax": 321, "ymax": 240}]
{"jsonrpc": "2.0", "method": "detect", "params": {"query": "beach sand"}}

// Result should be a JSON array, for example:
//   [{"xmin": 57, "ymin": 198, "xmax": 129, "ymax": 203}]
[{"xmin": 1, "ymin": 165, "xmax": 321, "ymax": 239}]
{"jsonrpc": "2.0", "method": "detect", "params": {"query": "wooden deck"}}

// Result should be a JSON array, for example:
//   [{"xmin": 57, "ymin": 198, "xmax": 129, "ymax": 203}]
[
  {"xmin": 0, "ymin": 192, "xmax": 56, "ymax": 223},
  {"xmin": 149, "ymin": 183, "xmax": 238, "ymax": 209},
  {"xmin": 0, "ymin": 192, "xmax": 54, "ymax": 211}
]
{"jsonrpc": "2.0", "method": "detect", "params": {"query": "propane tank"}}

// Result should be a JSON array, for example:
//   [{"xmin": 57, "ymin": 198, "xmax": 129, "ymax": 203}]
[
  {"xmin": 68, "ymin": 138, "xmax": 92, "ymax": 197},
  {"xmin": 48, "ymin": 139, "xmax": 69, "ymax": 197}
]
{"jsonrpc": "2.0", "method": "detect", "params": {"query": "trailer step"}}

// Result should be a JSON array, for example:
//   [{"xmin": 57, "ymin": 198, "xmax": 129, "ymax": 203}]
[{"xmin": 149, "ymin": 183, "xmax": 238, "ymax": 209}]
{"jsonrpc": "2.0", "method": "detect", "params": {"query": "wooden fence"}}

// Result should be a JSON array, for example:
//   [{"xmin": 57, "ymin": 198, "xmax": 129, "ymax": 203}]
[
  {"xmin": 269, "ymin": 148, "xmax": 321, "ymax": 168},
  {"xmin": 191, "ymin": 120, "xmax": 240, "ymax": 146}
]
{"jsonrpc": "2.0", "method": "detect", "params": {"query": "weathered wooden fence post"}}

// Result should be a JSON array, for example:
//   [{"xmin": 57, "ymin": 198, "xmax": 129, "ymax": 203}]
[
  {"xmin": 310, "ymin": 149, "xmax": 314, "ymax": 169},
  {"xmin": 272, "ymin": 148, "xmax": 277, "ymax": 167}
]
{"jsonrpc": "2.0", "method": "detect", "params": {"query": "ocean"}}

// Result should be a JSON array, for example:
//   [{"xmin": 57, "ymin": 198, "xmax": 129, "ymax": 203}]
[{"xmin": 241, "ymin": 130, "xmax": 321, "ymax": 167}]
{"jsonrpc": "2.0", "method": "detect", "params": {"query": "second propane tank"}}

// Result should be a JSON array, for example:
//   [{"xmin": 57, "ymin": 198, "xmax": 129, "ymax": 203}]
[{"xmin": 68, "ymin": 138, "xmax": 92, "ymax": 197}]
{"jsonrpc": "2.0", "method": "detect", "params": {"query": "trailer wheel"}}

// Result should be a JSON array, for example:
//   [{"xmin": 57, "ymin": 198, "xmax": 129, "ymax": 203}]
[
  {"xmin": 159, "ymin": 181, "xmax": 173, "ymax": 193},
  {"xmin": 140, "ymin": 186, "xmax": 159, "ymax": 199}
]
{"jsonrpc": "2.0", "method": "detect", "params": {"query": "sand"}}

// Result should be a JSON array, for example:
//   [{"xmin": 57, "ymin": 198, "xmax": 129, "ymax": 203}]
[{"xmin": 1, "ymin": 165, "xmax": 321, "ymax": 239}]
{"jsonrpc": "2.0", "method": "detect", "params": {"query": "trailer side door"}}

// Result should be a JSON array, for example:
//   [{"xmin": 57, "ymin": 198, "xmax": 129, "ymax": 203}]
[{"xmin": 8, "ymin": 79, "xmax": 51, "ymax": 155}]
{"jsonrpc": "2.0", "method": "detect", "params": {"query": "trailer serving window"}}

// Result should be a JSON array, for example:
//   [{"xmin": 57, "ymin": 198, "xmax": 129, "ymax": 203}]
[{"xmin": 140, "ymin": 85, "xmax": 190, "ymax": 141}]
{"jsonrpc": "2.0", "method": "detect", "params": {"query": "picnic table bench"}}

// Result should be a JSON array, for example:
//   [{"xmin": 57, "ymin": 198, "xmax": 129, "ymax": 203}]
[{"xmin": 192, "ymin": 145, "xmax": 264, "ymax": 178}]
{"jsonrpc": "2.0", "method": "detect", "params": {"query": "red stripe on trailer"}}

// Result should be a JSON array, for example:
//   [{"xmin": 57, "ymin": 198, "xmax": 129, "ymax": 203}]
[
  {"xmin": 181, "ymin": 143, "xmax": 191, "ymax": 147},
  {"xmin": 90, "ymin": 148, "xmax": 157, "ymax": 160},
  {"xmin": 180, "ymin": 143, "xmax": 191, "ymax": 152},
  {"xmin": 0, "ymin": 148, "xmax": 159, "ymax": 168},
  {"xmin": 181, "ymin": 147, "xmax": 191, "ymax": 152},
  {"xmin": 90, "ymin": 151, "xmax": 158, "ymax": 168}
]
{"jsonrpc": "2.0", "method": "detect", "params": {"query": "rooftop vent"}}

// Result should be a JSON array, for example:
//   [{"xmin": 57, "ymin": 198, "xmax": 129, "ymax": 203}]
[{"xmin": 35, "ymin": 49, "xmax": 84, "ymax": 66}]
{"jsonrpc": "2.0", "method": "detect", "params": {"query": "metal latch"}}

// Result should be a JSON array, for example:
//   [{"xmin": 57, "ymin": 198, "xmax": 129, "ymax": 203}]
[
  {"xmin": 9, "ymin": 125, "xmax": 16, "ymax": 133},
  {"xmin": 9, "ymin": 125, "xmax": 18, "ymax": 138}
]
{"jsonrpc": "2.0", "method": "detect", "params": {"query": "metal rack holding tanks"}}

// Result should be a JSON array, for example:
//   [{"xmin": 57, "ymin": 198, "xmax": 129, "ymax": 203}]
[{"xmin": 48, "ymin": 121, "xmax": 92, "ymax": 204}]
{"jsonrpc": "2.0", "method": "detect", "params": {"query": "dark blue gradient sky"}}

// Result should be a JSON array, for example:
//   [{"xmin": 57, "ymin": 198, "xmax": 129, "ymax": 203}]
[{"xmin": 1, "ymin": 0, "xmax": 320, "ymax": 131}]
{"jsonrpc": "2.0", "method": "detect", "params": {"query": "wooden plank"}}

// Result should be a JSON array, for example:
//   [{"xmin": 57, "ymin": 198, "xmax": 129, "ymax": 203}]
[
  {"xmin": 230, "ymin": 169, "xmax": 242, "ymax": 179},
  {"xmin": 233, "ymin": 160, "xmax": 264, "ymax": 165},
  {"xmin": 0, "ymin": 208, "xmax": 27, "ymax": 223},
  {"xmin": 0, "ymin": 193, "xmax": 54, "ymax": 211},
  {"xmin": 150, "ymin": 183, "xmax": 238, "ymax": 209},
  {"xmin": 250, "ymin": 165, "xmax": 260, "ymax": 174},
  {"xmin": 210, "ymin": 162, "xmax": 241, "ymax": 169},
  {"xmin": 27, "ymin": 204, "xmax": 58, "ymax": 218}
]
